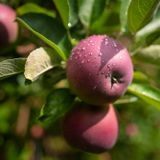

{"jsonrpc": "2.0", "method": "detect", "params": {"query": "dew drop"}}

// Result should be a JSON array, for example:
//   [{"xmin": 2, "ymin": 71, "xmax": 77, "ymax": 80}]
[
  {"xmin": 105, "ymin": 73, "xmax": 110, "ymax": 78},
  {"xmin": 104, "ymin": 39, "xmax": 108, "ymax": 45},
  {"xmin": 82, "ymin": 47, "xmax": 86, "ymax": 50},
  {"xmin": 87, "ymin": 59, "xmax": 90, "ymax": 62},
  {"xmin": 89, "ymin": 52, "xmax": 93, "ymax": 56},
  {"xmin": 68, "ymin": 22, "xmax": 72, "ymax": 27},
  {"xmin": 107, "ymin": 65, "xmax": 111, "ymax": 72},
  {"xmin": 113, "ymin": 41, "xmax": 117, "ymax": 48},
  {"xmin": 81, "ymin": 60, "xmax": 84, "ymax": 64},
  {"xmin": 75, "ymin": 56, "xmax": 78, "ymax": 60},
  {"xmin": 98, "ymin": 52, "xmax": 102, "ymax": 56},
  {"xmin": 142, "ymin": 91, "xmax": 146, "ymax": 95}
]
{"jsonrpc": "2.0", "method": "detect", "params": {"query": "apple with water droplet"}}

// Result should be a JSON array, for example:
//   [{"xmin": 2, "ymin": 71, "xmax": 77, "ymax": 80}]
[
  {"xmin": 63, "ymin": 103, "xmax": 119, "ymax": 153},
  {"xmin": 0, "ymin": 3, "xmax": 18, "ymax": 47},
  {"xmin": 67, "ymin": 35, "xmax": 133, "ymax": 105}
]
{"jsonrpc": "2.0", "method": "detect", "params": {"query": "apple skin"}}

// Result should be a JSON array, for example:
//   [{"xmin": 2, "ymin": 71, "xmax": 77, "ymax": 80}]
[
  {"xmin": 63, "ymin": 103, "xmax": 119, "ymax": 153},
  {"xmin": 0, "ymin": 4, "xmax": 18, "ymax": 46},
  {"xmin": 67, "ymin": 35, "xmax": 133, "ymax": 105}
]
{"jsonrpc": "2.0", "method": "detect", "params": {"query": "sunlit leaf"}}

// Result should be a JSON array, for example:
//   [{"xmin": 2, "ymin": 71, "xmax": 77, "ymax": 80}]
[
  {"xmin": 24, "ymin": 47, "xmax": 60, "ymax": 81},
  {"xmin": 133, "ymin": 71, "xmax": 149, "ymax": 83},
  {"xmin": 115, "ymin": 95, "xmax": 138, "ymax": 104},
  {"xmin": 128, "ymin": 83, "xmax": 160, "ymax": 109},
  {"xmin": 128, "ymin": 0, "xmax": 159, "ymax": 32},
  {"xmin": 17, "ymin": 3, "xmax": 55, "ymax": 17},
  {"xmin": 120, "ymin": 0, "xmax": 131, "ymax": 32},
  {"xmin": 136, "ymin": 19, "xmax": 160, "ymax": 41}
]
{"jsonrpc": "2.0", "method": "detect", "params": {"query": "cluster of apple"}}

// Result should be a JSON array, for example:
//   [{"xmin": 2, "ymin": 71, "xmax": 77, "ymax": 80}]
[
  {"xmin": 63, "ymin": 35, "xmax": 133, "ymax": 153},
  {"xmin": 0, "ymin": 3, "xmax": 133, "ymax": 154}
]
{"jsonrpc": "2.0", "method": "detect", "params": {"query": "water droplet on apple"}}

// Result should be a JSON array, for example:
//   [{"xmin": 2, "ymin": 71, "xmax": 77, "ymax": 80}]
[
  {"xmin": 82, "ymin": 47, "xmax": 86, "ymax": 50},
  {"xmin": 113, "ymin": 41, "xmax": 117, "ymax": 47},
  {"xmin": 81, "ymin": 60, "xmax": 85, "ymax": 64},
  {"xmin": 98, "ymin": 52, "xmax": 102, "ymax": 56}
]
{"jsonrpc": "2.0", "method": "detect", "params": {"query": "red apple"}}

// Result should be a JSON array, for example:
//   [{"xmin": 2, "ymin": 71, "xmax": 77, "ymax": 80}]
[
  {"xmin": 63, "ymin": 103, "xmax": 119, "ymax": 153},
  {"xmin": 0, "ymin": 3, "xmax": 18, "ymax": 46},
  {"xmin": 67, "ymin": 35, "xmax": 133, "ymax": 105}
]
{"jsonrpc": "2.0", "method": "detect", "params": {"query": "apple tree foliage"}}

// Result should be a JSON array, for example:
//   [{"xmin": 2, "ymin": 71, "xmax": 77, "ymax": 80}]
[{"xmin": 0, "ymin": 0, "xmax": 160, "ymax": 159}]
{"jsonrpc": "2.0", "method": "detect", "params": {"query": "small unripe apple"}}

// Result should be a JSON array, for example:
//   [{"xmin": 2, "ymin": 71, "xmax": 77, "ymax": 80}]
[
  {"xmin": 0, "ymin": 3, "xmax": 18, "ymax": 46},
  {"xmin": 67, "ymin": 35, "xmax": 133, "ymax": 105},
  {"xmin": 63, "ymin": 103, "xmax": 119, "ymax": 153}
]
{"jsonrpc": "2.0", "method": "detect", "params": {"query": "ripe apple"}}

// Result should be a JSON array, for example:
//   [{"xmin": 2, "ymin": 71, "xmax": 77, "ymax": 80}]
[
  {"xmin": 67, "ymin": 35, "xmax": 133, "ymax": 105},
  {"xmin": 0, "ymin": 3, "xmax": 18, "ymax": 46},
  {"xmin": 63, "ymin": 103, "xmax": 119, "ymax": 153}
]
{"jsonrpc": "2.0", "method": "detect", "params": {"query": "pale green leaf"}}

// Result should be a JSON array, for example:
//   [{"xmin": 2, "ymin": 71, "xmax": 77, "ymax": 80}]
[
  {"xmin": 120, "ymin": 0, "xmax": 131, "ymax": 32},
  {"xmin": 128, "ymin": 83, "xmax": 160, "ymax": 109},
  {"xmin": 24, "ymin": 47, "xmax": 60, "ymax": 81},
  {"xmin": 0, "ymin": 58, "xmax": 26, "ymax": 80}
]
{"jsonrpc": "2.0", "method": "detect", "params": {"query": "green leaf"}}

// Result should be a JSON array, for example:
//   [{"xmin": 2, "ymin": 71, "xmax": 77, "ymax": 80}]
[
  {"xmin": 24, "ymin": 47, "xmax": 60, "ymax": 82},
  {"xmin": 131, "ymin": 18, "xmax": 160, "ymax": 53},
  {"xmin": 136, "ymin": 18, "xmax": 160, "ymax": 43},
  {"xmin": 133, "ymin": 71, "xmax": 149, "ymax": 83},
  {"xmin": 39, "ymin": 88, "xmax": 75, "ymax": 123},
  {"xmin": 68, "ymin": 0, "xmax": 79, "ymax": 27},
  {"xmin": 120, "ymin": 0, "xmax": 131, "ymax": 32},
  {"xmin": 78, "ymin": 0, "xmax": 106, "ymax": 28},
  {"xmin": 128, "ymin": 83, "xmax": 160, "ymax": 109},
  {"xmin": 42, "ymin": 67, "xmax": 66, "ymax": 87},
  {"xmin": 17, "ymin": 13, "xmax": 72, "ymax": 60},
  {"xmin": 53, "ymin": 0, "xmax": 78, "ymax": 28},
  {"xmin": 115, "ymin": 95, "xmax": 138, "ymax": 104},
  {"xmin": 0, "ymin": 58, "xmax": 26, "ymax": 80},
  {"xmin": 127, "ymin": 0, "xmax": 159, "ymax": 32},
  {"xmin": 53, "ymin": 0, "xmax": 69, "ymax": 29},
  {"xmin": 17, "ymin": 3, "xmax": 55, "ymax": 17},
  {"xmin": 135, "ymin": 45, "xmax": 160, "ymax": 66}
]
